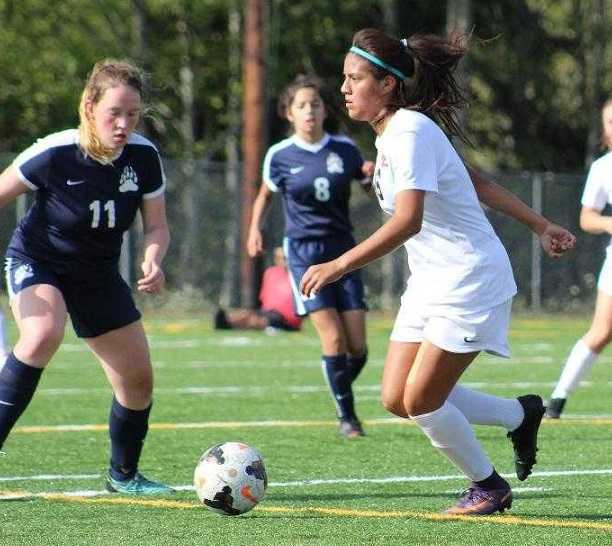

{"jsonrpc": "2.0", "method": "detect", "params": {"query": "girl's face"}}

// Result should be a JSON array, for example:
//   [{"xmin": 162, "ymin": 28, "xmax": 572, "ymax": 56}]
[
  {"xmin": 87, "ymin": 83, "xmax": 141, "ymax": 151},
  {"xmin": 286, "ymin": 87, "xmax": 326, "ymax": 142},
  {"xmin": 602, "ymin": 104, "xmax": 612, "ymax": 150},
  {"xmin": 341, "ymin": 53, "xmax": 393, "ymax": 125}
]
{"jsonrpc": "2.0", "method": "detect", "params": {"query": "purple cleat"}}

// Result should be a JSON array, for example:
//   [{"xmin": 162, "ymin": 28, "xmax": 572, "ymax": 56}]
[
  {"xmin": 445, "ymin": 484, "xmax": 512, "ymax": 516},
  {"xmin": 339, "ymin": 418, "xmax": 365, "ymax": 439},
  {"xmin": 507, "ymin": 394, "xmax": 545, "ymax": 481}
]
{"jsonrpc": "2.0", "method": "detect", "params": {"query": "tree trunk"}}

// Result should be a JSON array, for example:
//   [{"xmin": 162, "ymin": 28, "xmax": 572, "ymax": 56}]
[
  {"xmin": 241, "ymin": 0, "xmax": 266, "ymax": 308},
  {"xmin": 176, "ymin": 9, "xmax": 198, "ymax": 287},
  {"xmin": 220, "ymin": 1, "xmax": 243, "ymax": 308}
]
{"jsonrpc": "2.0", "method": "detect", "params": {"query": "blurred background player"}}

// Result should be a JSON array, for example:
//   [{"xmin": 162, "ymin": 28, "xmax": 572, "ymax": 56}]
[
  {"xmin": 300, "ymin": 28, "xmax": 575, "ymax": 515},
  {"xmin": 546, "ymin": 98, "xmax": 612, "ymax": 419},
  {"xmin": 247, "ymin": 74, "xmax": 374, "ymax": 438},
  {"xmin": 214, "ymin": 246, "xmax": 302, "ymax": 332},
  {"xmin": 0, "ymin": 59, "xmax": 172, "ymax": 495}
]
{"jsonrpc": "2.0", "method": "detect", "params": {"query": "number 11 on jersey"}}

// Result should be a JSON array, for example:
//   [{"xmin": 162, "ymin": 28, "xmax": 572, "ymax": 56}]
[{"xmin": 89, "ymin": 200, "xmax": 116, "ymax": 228}]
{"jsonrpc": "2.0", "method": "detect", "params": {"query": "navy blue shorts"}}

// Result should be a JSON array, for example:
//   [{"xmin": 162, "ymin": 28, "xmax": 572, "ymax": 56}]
[
  {"xmin": 284, "ymin": 236, "xmax": 367, "ymax": 316},
  {"xmin": 4, "ymin": 256, "xmax": 141, "ymax": 338}
]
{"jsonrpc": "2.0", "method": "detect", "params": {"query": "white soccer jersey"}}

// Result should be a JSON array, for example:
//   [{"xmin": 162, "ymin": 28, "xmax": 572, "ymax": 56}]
[
  {"xmin": 373, "ymin": 109, "xmax": 517, "ymax": 313},
  {"xmin": 581, "ymin": 151, "xmax": 612, "ymax": 253}
]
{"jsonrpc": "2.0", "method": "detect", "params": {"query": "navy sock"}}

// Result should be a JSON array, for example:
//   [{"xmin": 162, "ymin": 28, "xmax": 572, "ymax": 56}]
[
  {"xmin": 321, "ymin": 354, "xmax": 356, "ymax": 421},
  {"xmin": 109, "ymin": 397, "xmax": 151, "ymax": 481},
  {"xmin": 475, "ymin": 469, "xmax": 509, "ymax": 491},
  {"xmin": 0, "ymin": 353, "xmax": 43, "ymax": 450},
  {"xmin": 348, "ymin": 351, "xmax": 368, "ymax": 383}
]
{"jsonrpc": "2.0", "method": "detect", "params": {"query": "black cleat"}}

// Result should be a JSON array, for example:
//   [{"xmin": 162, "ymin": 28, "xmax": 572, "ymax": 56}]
[
  {"xmin": 507, "ymin": 394, "xmax": 545, "ymax": 481},
  {"xmin": 544, "ymin": 398, "xmax": 566, "ymax": 419}
]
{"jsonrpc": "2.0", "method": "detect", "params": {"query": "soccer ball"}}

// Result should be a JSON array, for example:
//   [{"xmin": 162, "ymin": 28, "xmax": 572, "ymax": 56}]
[{"xmin": 194, "ymin": 441, "xmax": 267, "ymax": 516}]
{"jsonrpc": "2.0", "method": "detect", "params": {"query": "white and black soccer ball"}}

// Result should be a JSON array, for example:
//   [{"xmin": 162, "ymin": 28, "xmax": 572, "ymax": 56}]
[{"xmin": 194, "ymin": 441, "xmax": 267, "ymax": 516}]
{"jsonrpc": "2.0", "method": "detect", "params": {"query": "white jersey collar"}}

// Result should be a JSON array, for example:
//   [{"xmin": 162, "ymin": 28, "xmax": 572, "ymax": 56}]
[{"xmin": 291, "ymin": 133, "xmax": 330, "ymax": 153}]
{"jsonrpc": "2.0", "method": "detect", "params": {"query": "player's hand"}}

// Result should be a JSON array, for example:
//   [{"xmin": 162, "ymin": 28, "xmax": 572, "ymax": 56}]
[
  {"xmin": 138, "ymin": 260, "xmax": 165, "ymax": 293},
  {"xmin": 300, "ymin": 260, "xmax": 344, "ymax": 298},
  {"xmin": 247, "ymin": 229, "xmax": 264, "ymax": 257},
  {"xmin": 362, "ymin": 160, "xmax": 375, "ymax": 179},
  {"xmin": 539, "ymin": 223, "xmax": 576, "ymax": 258}
]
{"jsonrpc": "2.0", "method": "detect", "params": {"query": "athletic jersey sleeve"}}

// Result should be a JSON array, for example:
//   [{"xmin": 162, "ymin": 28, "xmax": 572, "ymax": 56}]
[
  {"xmin": 141, "ymin": 146, "xmax": 167, "ymax": 200},
  {"xmin": 262, "ymin": 147, "xmax": 283, "ymax": 192},
  {"xmin": 385, "ymin": 129, "xmax": 438, "ymax": 194},
  {"xmin": 12, "ymin": 137, "xmax": 55, "ymax": 190},
  {"xmin": 581, "ymin": 160, "xmax": 609, "ymax": 210}
]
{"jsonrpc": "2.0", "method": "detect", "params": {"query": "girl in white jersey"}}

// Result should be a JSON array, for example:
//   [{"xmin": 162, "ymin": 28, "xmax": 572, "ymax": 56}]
[
  {"xmin": 546, "ymin": 99, "xmax": 612, "ymax": 418},
  {"xmin": 301, "ymin": 28, "xmax": 575, "ymax": 515}
]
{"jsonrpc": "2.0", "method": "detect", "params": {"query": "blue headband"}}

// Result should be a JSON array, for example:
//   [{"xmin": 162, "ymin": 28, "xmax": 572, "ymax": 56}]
[{"xmin": 349, "ymin": 46, "xmax": 407, "ymax": 80}]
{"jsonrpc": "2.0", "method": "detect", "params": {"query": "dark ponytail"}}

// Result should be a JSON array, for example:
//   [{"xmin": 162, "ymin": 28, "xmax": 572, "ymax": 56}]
[{"xmin": 351, "ymin": 28, "xmax": 470, "ymax": 142}]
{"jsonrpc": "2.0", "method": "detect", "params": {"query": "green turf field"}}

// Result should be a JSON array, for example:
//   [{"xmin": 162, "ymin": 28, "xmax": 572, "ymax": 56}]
[{"xmin": 1, "ymin": 314, "xmax": 611, "ymax": 545}]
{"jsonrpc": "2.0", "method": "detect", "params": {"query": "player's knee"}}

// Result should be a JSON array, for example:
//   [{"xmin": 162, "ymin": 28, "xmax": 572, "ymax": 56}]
[
  {"xmin": 403, "ymin": 394, "xmax": 441, "ymax": 417},
  {"xmin": 381, "ymin": 391, "xmax": 408, "ymax": 417},
  {"xmin": 17, "ymin": 323, "xmax": 64, "ymax": 361},
  {"xmin": 587, "ymin": 328, "xmax": 612, "ymax": 352}
]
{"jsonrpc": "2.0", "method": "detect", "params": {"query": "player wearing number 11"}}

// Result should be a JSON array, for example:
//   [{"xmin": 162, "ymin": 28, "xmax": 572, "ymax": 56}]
[
  {"xmin": 247, "ymin": 75, "xmax": 374, "ymax": 438},
  {"xmin": 0, "ymin": 59, "xmax": 172, "ymax": 494}
]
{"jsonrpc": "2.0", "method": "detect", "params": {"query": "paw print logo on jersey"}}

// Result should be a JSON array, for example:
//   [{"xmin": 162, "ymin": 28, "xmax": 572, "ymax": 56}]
[
  {"xmin": 14, "ymin": 264, "xmax": 34, "ymax": 286},
  {"xmin": 326, "ymin": 152, "xmax": 344, "ymax": 174},
  {"xmin": 118, "ymin": 166, "xmax": 139, "ymax": 193}
]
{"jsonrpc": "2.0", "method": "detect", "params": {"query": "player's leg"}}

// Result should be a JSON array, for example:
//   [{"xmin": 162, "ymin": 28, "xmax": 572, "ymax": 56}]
[
  {"xmin": 72, "ymin": 271, "xmax": 170, "ymax": 494},
  {"xmin": 0, "ymin": 309, "xmax": 9, "ymax": 363},
  {"xmin": 403, "ymin": 342, "xmax": 511, "ymax": 515},
  {"xmin": 547, "ymin": 290, "xmax": 612, "ymax": 418},
  {"xmin": 224, "ymin": 309, "xmax": 269, "ymax": 330},
  {"xmin": 0, "ymin": 282, "xmax": 67, "ymax": 451},
  {"xmin": 337, "ymin": 271, "xmax": 368, "ymax": 383},
  {"xmin": 310, "ymin": 307, "xmax": 363, "ymax": 437},
  {"xmin": 85, "ymin": 320, "xmax": 171, "ymax": 494},
  {"xmin": 341, "ymin": 309, "xmax": 367, "ymax": 380}
]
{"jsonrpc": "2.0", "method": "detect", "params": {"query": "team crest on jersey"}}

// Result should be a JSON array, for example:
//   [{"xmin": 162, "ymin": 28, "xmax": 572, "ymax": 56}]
[
  {"xmin": 326, "ymin": 152, "xmax": 344, "ymax": 174},
  {"xmin": 14, "ymin": 264, "xmax": 34, "ymax": 286},
  {"xmin": 118, "ymin": 166, "xmax": 139, "ymax": 193}
]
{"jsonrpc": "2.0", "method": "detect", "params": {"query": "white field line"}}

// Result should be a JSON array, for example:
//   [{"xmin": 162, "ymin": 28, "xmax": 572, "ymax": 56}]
[
  {"xmin": 34, "ymin": 380, "xmax": 607, "ymax": 397},
  {"xmin": 1, "ymin": 468, "xmax": 609, "ymax": 501}
]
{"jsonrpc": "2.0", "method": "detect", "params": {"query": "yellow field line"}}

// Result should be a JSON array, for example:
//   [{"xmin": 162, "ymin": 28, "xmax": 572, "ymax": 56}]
[
  {"xmin": 14, "ymin": 417, "xmax": 612, "ymax": 434},
  {"xmin": 38, "ymin": 494, "xmax": 612, "ymax": 532}
]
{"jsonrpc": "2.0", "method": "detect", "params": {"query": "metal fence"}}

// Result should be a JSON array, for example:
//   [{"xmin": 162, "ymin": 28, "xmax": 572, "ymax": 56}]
[{"xmin": 0, "ymin": 154, "xmax": 603, "ymax": 312}]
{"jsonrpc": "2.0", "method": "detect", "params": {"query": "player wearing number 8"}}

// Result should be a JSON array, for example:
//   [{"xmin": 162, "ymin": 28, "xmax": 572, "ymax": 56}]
[
  {"xmin": 0, "ymin": 59, "xmax": 172, "ymax": 494},
  {"xmin": 247, "ymin": 75, "xmax": 374, "ymax": 438}
]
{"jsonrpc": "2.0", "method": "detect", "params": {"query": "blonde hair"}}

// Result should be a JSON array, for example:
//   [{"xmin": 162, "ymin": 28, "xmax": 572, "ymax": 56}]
[{"xmin": 78, "ymin": 59, "xmax": 145, "ymax": 164}]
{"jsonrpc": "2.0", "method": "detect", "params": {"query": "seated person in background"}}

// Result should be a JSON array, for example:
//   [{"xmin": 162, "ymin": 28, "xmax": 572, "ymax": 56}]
[{"xmin": 214, "ymin": 247, "xmax": 302, "ymax": 332}]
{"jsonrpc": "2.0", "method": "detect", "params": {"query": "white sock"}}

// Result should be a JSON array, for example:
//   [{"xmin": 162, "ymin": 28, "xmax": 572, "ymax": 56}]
[
  {"xmin": 410, "ymin": 401, "xmax": 493, "ymax": 482},
  {"xmin": 551, "ymin": 339, "xmax": 597, "ymax": 399},
  {"xmin": 448, "ymin": 384, "xmax": 523, "ymax": 430}
]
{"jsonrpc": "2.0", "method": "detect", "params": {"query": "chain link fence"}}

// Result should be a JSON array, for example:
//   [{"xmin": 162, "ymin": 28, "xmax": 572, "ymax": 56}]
[{"xmin": 0, "ymin": 154, "xmax": 604, "ymax": 313}]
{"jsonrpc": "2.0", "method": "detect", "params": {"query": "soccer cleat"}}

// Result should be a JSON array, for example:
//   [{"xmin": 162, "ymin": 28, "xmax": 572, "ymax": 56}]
[
  {"xmin": 445, "ymin": 484, "xmax": 512, "ymax": 515},
  {"xmin": 544, "ymin": 398, "xmax": 566, "ymax": 419},
  {"xmin": 507, "ymin": 394, "xmax": 545, "ymax": 481},
  {"xmin": 339, "ymin": 418, "xmax": 365, "ymax": 439},
  {"xmin": 106, "ymin": 472, "xmax": 175, "ymax": 495}
]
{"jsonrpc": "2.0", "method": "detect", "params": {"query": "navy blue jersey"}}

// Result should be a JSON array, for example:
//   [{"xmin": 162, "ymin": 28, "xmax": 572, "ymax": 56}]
[
  {"xmin": 262, "ymin": 133, "xmax": 366, "ymax": 239},
  {"xmin": 7, "ymin": 129, "xmax": 165, "ymax": 277}
]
